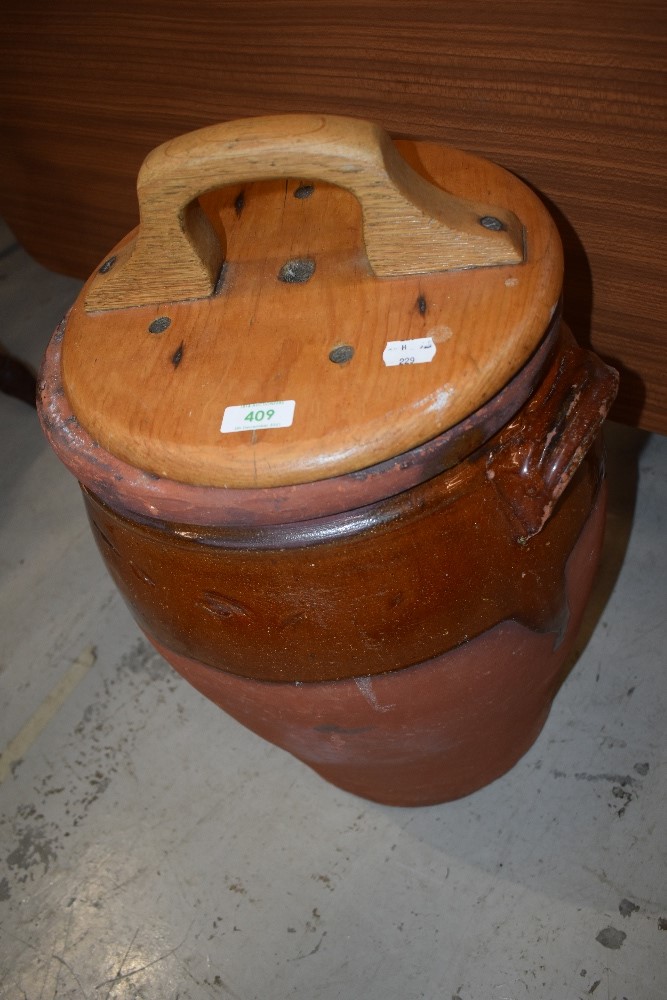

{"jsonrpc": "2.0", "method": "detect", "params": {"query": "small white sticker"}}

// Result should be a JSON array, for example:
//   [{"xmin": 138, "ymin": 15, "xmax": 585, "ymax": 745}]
[
  {"xmin": 383, "ymin": 337, "xmax": 436, "ymax": 367},
  {"xmin": 221, "ymin": 400, "xmax": 295, "ymax": 433}
]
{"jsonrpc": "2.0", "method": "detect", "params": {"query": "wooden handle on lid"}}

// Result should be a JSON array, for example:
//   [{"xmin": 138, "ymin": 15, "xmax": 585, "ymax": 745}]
[{"xmin": 85, "ymin": 115, "xmax": 524, "ymax": 312}]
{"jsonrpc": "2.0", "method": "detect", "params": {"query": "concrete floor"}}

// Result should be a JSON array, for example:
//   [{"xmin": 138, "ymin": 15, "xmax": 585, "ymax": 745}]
[{"xmin": 0, "ymin": 216, "xmax": 665, "ymax": 1000}]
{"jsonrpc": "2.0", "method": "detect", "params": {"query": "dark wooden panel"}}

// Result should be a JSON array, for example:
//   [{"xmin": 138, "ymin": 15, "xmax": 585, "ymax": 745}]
[{"xmin": 1, "ymin": 1, "xmax": 665, "ymax": 429}]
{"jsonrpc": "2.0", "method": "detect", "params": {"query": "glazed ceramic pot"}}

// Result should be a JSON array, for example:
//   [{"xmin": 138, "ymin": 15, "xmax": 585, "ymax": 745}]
[{"xmin": 39, "ymin": 115, "xmax": 618, "ymax": 806}]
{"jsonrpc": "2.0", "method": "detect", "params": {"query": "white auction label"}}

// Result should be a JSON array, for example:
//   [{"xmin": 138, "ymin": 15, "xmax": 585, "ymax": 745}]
[
  {"xmin": 221, "ymin": 400, "xmax": 295, "ymax": 433},
  {"xmin": 383, "ymin": 337, "xmax": 436, "ymax": 367}
]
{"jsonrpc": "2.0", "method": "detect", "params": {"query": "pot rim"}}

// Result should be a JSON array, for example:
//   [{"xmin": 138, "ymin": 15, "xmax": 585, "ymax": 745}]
[{"xmin": 38, "ymin": 307, "xmax": 561, "ymax": 528}]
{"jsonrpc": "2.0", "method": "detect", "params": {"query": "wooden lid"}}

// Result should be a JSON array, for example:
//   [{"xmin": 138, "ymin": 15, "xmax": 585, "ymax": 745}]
[{"xmin": 61, "ymin": 115, "xmax": 562, "ymax": 488}]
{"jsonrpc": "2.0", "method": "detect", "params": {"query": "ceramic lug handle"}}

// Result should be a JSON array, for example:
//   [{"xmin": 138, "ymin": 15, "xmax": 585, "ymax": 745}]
[
  {"xmin": 488, "ymin": 332, "xmax": 619, "ymax": 541},
  {"xmin": 85, "ymin": 114, "xmax": 524, "ymax": 311}
]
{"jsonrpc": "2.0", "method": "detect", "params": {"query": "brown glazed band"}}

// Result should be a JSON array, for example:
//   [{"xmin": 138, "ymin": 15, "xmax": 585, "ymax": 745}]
[{"xmin": 39, "ymin": 307, "xmax": 561, "ymax": 527}]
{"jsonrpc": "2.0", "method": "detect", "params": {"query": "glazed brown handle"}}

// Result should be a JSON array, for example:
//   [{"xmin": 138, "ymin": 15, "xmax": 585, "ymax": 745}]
[
  {"xmin": 489, "ymin": 328, "xmax": 619, "ymax": 541},
  {"xmin": 84, "ymin": 114, "xmax": 524, "ymax": 312}
]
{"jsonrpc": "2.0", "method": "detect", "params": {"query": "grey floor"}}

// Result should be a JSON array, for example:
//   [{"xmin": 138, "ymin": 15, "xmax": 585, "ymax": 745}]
[{"xmin": 0, "ymin": 216, "xmax": 665, "ymax": 1000}]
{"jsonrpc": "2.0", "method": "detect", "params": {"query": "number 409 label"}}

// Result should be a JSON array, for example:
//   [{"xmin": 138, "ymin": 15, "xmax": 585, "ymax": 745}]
[{"xmin": 221, "ymin": 399, "xmax": 295, "ymax": 434}]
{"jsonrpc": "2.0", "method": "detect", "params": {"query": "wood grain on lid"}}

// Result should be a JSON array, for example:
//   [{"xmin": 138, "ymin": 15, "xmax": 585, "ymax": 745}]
[{"xmin": 60, "ymin": 137, "xmax": 562, "ymax": 488}]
